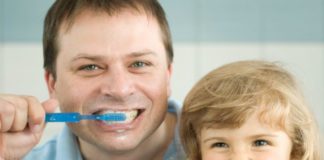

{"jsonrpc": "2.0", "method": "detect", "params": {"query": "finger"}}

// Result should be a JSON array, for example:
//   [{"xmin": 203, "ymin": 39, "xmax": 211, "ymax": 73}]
[
  {"xmin": 23, "ymin": 96, "xmax": 46, "ymax": 134},
  {"xmin": 3, "ymin": 126, "xmax": 43, "ymax": 158},
  {"xmin": 41, "ymin": 99, "xmax": 58, "ymax": 113},
  {"xmin": 10, "ymin": 99, "xmax": 28, "ymax": 131},
  {"xmin": 0, "ymin": 98, "xmax": 15, "ymax": 132},
  {"xmin": 27, "ymin": 98, "xmax": 58, "ymax": 133}
]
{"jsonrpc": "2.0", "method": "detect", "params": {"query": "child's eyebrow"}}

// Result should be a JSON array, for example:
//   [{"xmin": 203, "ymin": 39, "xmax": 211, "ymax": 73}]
[
  {"xmin": 202, "ymin": 134, "xmax": 279, "ymax": 143},
  {"xmin": 202, "ymin": 137, "xmax": 227, "ymax": 143},
  {"xmin": 248, "ymin": 134, "xmax": 278, "ymax": 139}
]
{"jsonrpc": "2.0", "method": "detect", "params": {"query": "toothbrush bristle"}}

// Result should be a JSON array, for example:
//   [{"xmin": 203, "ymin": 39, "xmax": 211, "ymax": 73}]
[{"xmin": 104, "ymin": 113, "xmax": 126, "ymax": 121}]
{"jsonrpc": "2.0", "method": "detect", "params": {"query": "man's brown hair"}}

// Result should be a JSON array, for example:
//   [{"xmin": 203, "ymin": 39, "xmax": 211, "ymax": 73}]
[{"xmin": 43, "ymin": 0, "xmax": 173, "ymax": 78}]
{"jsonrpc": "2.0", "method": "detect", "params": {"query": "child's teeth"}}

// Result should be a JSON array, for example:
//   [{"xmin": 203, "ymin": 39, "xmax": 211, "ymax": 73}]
[{"xmin": 103, "ymin": 110, "xmax": 138, "ymax": 125}]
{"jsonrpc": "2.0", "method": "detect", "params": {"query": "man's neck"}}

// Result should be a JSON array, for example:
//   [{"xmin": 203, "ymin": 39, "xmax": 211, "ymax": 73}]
[{"xmin": 80, "ymin": 113, "xmax": 177, "ymax": 160}]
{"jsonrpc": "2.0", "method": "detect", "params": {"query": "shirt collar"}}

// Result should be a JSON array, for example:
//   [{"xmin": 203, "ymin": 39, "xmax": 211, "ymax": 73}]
[{"xmin": 56, "ymin": 125, "xmax": 83, "ymax": 160}]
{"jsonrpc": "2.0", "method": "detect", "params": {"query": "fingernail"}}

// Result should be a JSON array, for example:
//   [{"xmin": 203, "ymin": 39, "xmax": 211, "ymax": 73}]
[{"xmin": 30, "ymin": 124, "xmax": 42, "ymax": 133}]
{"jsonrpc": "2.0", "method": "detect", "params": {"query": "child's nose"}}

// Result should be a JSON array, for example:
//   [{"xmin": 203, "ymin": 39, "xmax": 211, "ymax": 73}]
[
  {"xmin": 230, "ymin": 148, "xmax": 252, "ymax": 160},
  {"xmin": 231, "ymin": 154, "xmax": 252, "ymax": 160}
]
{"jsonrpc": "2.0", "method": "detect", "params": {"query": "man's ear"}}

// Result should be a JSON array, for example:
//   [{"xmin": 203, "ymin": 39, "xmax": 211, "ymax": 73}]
[
  {"xmin": 166, "ymin": 63, "xmax": 173, "ymax": 97},
  {"xmin": 44, "ymin": 70, "xmax": 56, "ymax": 98}
]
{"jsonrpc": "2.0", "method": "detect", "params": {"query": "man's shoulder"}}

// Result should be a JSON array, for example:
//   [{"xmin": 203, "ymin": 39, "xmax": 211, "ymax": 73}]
[
  {"xmin": 23, "ymin": 137, "xmax": 58, "ymax": 160},
  {"xmin": 165, "ymin": 98, "xmax": 186, "ymax": 160},
  {"xmin": 167, "ymin": 98, "xmax": 181, "ymax": 115},
  {"xmin": 23, "ymin": 125, "xmax": 83, "ymax": 160}
]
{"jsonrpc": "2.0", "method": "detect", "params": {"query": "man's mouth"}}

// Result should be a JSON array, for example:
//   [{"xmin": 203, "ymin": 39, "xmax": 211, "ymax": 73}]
[{"xmin": 93, "ymin": 109, "xmax": 144, "ymax": 125}]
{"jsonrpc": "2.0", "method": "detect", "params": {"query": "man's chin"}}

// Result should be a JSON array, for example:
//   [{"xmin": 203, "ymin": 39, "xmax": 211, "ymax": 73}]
[{"xmin": 91, "ymin": 135, "xmax": 146, "ymax": 154}]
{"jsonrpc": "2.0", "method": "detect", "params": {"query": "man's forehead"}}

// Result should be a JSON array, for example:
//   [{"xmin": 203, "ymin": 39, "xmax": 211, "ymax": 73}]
[{"xmin": 59, "ymin": 8, "xmax": 154, "ymax": 34}]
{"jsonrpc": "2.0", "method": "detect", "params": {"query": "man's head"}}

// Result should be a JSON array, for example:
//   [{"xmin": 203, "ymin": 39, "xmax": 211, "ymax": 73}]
[
  {"xmin": 43, "ymin": 0, "xmax": 173, "ymax": 79},
  {"xmin": 43, "ymin": 0, "xmax": 173, "ymax": 158}
]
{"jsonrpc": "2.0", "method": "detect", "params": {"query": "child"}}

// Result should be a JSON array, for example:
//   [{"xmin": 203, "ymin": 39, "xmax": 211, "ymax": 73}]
[{"xmin": 180, "ymin": 60, "xmax": 321, "ymax": 160}]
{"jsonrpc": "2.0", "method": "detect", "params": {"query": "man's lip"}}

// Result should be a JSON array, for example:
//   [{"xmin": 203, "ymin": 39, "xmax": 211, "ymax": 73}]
[
  {"xmin": 94, "ymin": 110, "xmax": 145, "ymax": 132},
  {"xmin": 90, "ymin": 107, "xmax": 145, "ymax": 115}
]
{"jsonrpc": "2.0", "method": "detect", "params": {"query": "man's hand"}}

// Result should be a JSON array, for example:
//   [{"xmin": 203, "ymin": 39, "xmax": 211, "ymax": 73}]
[{"xmin": 0, "ymin": 94, "xmax": 57, "ymax": 160}]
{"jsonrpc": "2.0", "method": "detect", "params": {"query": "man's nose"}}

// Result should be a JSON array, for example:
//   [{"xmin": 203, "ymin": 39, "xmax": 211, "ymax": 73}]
[{"xmin": 100, "ymin": 67, "xmax": 135, "ymax": 99}]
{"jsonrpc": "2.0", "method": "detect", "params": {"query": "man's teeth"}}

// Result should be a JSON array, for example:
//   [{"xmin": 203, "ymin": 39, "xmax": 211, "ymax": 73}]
[{"xmin": 101, "ymin": 110, "xmax": 138, "ymax": 125}]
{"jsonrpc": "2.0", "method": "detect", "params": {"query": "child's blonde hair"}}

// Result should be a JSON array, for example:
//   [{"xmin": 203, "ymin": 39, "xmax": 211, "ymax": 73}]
[{"xmin": 180, "ymin": 60, "xmax": 320, "ymax": 160}]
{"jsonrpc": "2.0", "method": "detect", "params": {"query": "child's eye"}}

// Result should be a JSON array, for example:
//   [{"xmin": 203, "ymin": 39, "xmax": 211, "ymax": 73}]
[
  {"xmin": 211, "ymin": 142, "xmax": 229, "ymax": 148},
  {"xmin": 253, "ymin": 140, "xmax": 269, "ymax": 146}
]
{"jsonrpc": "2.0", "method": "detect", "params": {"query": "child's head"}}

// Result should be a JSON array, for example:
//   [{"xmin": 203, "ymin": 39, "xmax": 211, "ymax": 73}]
[{"xmin": 180, "ymin": 60, "xmax": 320, "ymax": 160}]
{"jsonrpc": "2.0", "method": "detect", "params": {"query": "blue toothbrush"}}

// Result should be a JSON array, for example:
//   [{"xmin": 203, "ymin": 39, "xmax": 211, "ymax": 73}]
[{"xmin": 45, "ymin": 112, "xmax": 126, "ymax": 123}]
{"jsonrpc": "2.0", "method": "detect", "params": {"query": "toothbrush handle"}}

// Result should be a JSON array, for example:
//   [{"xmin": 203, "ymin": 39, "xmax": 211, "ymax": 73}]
[
  {"xmin": 79, "ymin": 114, "xmax": 101, "ymax": 120},
  {"xmin": 45, "ymin": 112, "xmax": 80, "ymax": 123},
  {"xmin": 45, "ymin": 112, "xmax": 126, "ymax": 122}
]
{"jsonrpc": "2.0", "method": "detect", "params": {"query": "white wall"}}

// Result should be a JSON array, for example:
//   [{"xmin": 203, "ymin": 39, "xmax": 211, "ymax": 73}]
[
  {"xmin": 1, "ymin": 43, "xmax": 65, "ymax": 145},
  {"xmin": 1, "ymin": 42, "xmax": 324, "ymax": 146},
  {"xmin": 0, "ymin": 43, "xmax": 3, "ymax": 91}
]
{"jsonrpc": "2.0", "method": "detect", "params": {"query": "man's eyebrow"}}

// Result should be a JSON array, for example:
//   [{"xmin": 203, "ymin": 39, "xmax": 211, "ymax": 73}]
[
  {"xmin": 71, "ymin": 51, "xmax": 157, "ymax": 62},
  {"xmin": 128, "ymin": 50, "xmax": 158, "ymax": 58},
  {"xmin": 71, "ymin": 53, "xmax": 105, "ymax": 62}
]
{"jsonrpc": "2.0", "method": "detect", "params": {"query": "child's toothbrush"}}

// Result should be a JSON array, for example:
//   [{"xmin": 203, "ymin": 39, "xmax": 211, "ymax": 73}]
[{"xmin": 45, "ymin": 112, "xmax": 126, "ymax": 123}]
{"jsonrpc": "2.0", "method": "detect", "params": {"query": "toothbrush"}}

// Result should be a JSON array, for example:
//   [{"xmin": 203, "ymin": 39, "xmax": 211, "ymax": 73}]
[{"xmin": 45, "ymin": 112, "xmax": 126, "ymax": 123}]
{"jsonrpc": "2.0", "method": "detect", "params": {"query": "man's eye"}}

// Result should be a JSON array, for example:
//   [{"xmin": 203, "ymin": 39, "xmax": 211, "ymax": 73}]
[
  {"xmin": 253, "ymin": 140, "xmax": 269, "ymax": 146},
  {"xmin": 131, "ymin": 61, "xmax": 149, "ymax": 68},
  {"xmin": 79, "ymin": 64, "xmax": 99, "ymax": 71},
  {"xmin": 211, "ymin": 142, "xmax": 229, "ymax": 148}
]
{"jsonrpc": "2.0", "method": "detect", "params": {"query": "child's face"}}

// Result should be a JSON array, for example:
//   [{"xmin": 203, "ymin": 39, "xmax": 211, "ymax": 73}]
[{"xmin": 199, "ymin": 112, "xmax": 293, "ymax": 160}]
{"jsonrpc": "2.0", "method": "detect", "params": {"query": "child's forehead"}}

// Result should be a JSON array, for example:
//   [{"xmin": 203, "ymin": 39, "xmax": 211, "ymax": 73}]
[
  {"xmin": 202, "ymin": 108, "xmax": 284, "ymax": 131},
  {"xmin": 201, "ymin": 112, "xmax": 285, "ymax": 136}
]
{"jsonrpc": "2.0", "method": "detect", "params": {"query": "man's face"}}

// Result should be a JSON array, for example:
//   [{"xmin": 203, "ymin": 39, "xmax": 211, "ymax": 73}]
[{"xmin": 47, "ymin": 10, "xmax": 172, "ymax": 153}]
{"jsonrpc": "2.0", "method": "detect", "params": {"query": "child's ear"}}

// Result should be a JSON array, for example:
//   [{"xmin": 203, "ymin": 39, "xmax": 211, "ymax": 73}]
[{"xmin": 289, "ymin": 153, "xmax": 298, "ymax": 160}]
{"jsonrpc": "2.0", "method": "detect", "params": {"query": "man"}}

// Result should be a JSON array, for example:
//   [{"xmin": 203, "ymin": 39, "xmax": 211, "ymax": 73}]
[{"xmin": 0, "ymin": 0, "xmax": 185, "ymax": 159}]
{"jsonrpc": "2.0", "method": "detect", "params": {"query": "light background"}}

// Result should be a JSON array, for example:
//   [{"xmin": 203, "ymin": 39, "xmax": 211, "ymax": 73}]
[{"xmin": 1, "ymin": 0, "xmax": 324, "ymax": 148}]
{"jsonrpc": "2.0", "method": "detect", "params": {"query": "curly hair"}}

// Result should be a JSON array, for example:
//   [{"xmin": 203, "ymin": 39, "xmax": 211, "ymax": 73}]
[{"xmin": 180, "ymin": 60, "xmax": 321, "ymax": 160}]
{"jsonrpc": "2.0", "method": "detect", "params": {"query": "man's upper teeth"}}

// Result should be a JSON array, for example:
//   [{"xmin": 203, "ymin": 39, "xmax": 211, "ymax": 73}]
[{"xmin": 101, "ymin": 110, "xmax": 138, "ymax": 123}]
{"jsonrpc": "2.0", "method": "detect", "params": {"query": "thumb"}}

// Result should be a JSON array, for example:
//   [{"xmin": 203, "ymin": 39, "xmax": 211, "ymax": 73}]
[
  {"xmin": 42, "ymin": 98, "xmax": 58, "ymax": 113},
  {"xmin": 30, "ymin": 99, "xmax": 58, "ymax": 133}
]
